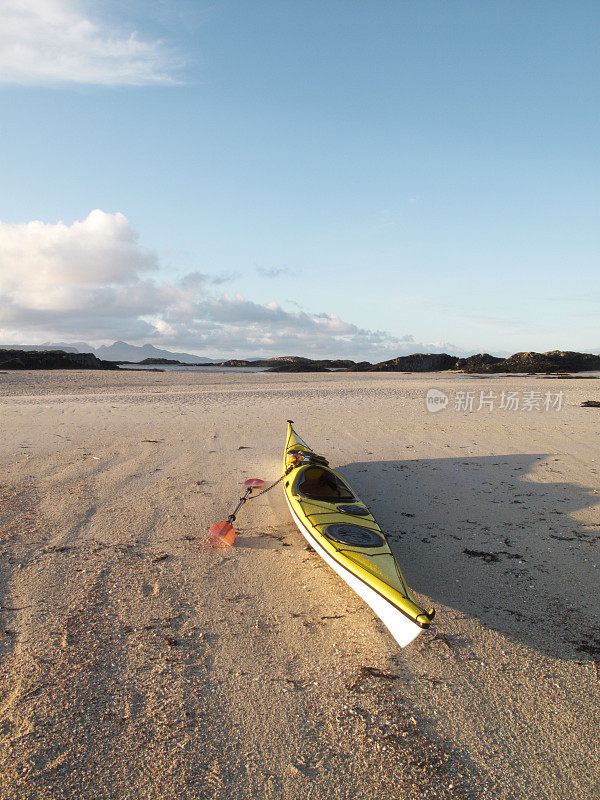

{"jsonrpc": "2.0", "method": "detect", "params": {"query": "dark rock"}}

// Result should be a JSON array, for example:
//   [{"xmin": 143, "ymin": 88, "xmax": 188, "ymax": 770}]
[
  {"xmin": 216, "ymin": 356, "xmax": 356, "ymax": 371},
  {"xmin": 0, "ymin": 349, "xmax": 119, "ymax": 370},
  {"xmin": 459, "ymin": 351, "xmax": 600, "ymax": 374},
  {"xmin": 215, "ymin": 359, "xmax": 255, "ymax": 367},
  {"xmin": 266, "ymin": 363, "xmax": 330, "ymax": 372},
  {"xmin": 358, "ymin": 353, "xmax": 458, "ymax": 372},
  {"xmin": 216, "ymin": 356, "xmax": 313, "ymax": 367},
  {"xmin": 137, "ymin": 358, "xmax": 183, "ymax": 365},
  {"xmin": 455, "ymin": 353, "xmax": 505, "ymax": 372},
  {"xmin": 348, "ymin": 349, "xmax": 600, "ymax": 375},
  {"xmin": 267, "ymin": 356, "xmax": 311, "ymax": 364},
  {"xmin": 542, "ymin": 351, "xmax": 600, "ymax": 371},
  {"xmin": 346, "ymin": 361, "xmax": 373, "ymax": 371},
  {"xmin": 310, "ymin": 359, "xmax": 355, "ymax": 369},
  {"xmin": 581, "ymin": 400, "xmax": 600, "ymax": 408},
  {"xmin": 0, "ymin": 356, "xmax": 26, "ymax": 369},
  {"xmin": 493, "ymin": 352, "xmax": 571, "ymax": 373}
]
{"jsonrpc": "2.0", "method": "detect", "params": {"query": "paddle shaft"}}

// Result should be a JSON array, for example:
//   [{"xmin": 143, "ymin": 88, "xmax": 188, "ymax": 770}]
[{"xmin": 227, "ymin": 487, "xmax": 253, "ymax": 523}]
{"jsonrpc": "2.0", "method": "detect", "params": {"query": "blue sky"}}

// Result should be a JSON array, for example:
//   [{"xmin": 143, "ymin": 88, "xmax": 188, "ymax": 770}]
[{"xmin": 0, "ymin": 0, "xmax": 598, "ymax": 359}]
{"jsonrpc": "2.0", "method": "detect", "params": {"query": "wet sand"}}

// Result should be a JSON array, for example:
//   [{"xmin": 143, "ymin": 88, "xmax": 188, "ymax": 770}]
[{"xmin": 0, "ymin": 370, "xmax": 599, "ymax": 799}]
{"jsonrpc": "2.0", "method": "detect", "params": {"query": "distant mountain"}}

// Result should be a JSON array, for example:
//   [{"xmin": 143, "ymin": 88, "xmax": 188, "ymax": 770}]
[
  {"xmin": 0, "ymin": 340, "xmax": 215, "ymax": 364},
  {"xmin": 41, "ymin": 341, "xmax": 97, "ymax": 353},
  {"xmin": 0, "ymin": 342, "xmax": 83, "ymax": 354},
  {"xmin": 94, "ymin": 341, "xmax": 214, "ymax": 364}
]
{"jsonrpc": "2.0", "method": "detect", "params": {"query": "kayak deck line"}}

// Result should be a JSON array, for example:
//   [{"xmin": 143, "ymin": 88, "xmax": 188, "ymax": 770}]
[{"xmin": 282, "ymin": 421, "xmax": 434, "ymax": 647}]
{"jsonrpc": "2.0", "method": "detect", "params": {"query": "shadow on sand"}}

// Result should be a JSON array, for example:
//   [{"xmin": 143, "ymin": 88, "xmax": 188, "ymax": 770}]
[{"xmin": 338, "ymin": 454, "xmax": 599, "ymax": 663}]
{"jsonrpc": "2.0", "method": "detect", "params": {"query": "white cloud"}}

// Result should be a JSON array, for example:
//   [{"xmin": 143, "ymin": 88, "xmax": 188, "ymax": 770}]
[
  {"xmin": 165, "ymin": 298, "xmax": 436, "ymax": 360},
  {"xmin": 0, "ymin": 210, "xmax": 172, "ymax": 339},
  {"xmin": 255, "ymin": 265, "xmax": 291, "ymax": 278},
  {"xmin": 0, "ymin": 0, "xmax": 181, "ymax": 86},
  {"xmin": 0, "ymin": 208, "xmax": 460, "ymax": 360},
  {"xmin": 0, "ymin": 209, "xmax": 156, "ymax": 284}
]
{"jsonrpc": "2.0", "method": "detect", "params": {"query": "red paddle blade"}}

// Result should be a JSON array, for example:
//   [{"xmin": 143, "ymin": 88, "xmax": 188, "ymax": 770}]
[
  {"xmin": 208, "ymin": 521, "xmax": 236, "ymax": 547},
  {"xmin": 244, "ymin": 478, "xmax": 265, "ymax": 489}
]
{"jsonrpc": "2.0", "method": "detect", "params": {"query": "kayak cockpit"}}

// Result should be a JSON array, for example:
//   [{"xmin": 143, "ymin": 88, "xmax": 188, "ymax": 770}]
[{"xmin": 295, "ymin": 466, "xmax": 355, "ymax": 501}]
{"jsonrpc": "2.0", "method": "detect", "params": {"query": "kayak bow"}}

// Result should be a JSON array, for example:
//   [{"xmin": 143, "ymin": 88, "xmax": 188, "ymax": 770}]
[{"xmin": 282, "ymin": 421, "xmax": 434, "ymax": 647}]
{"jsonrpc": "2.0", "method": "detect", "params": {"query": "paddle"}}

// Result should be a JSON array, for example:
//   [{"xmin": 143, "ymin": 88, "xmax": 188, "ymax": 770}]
[{"xmin": 209, "ymin": 478, "xmax": 266, "ymax": 546}]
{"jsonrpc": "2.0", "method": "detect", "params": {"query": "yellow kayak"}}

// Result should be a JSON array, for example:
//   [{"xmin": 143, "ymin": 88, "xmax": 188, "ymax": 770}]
[{"xmin": 282, "ymin": 421, "xmax": 434, "ymax": 647}]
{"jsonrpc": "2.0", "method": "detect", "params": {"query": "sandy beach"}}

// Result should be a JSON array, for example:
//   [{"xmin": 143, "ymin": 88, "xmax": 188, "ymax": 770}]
[{"xmin": 0, "ymin": 370, "xmax": 599, "ymax": 800}]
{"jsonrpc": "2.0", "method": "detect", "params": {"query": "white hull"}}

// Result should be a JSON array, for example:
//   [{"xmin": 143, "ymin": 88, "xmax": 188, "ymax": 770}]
[{"xmin": 284, "ymin": 493, "xmax": 423, "ymax": 648}]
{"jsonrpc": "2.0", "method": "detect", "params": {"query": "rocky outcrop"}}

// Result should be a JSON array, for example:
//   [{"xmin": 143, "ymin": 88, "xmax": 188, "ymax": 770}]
[
  {"xmin": 351, "ymin": 353, "xmax": 458, "ymax": 372},
  {"xmin": 216, "ymin": 359, "xmax": 254, "ymax": 367},
  {"xmin": 346, "ymin": 349, "xmax": 600, "ymax": 374},
  {"xmin": 459, "ymin": 351, "xmax": 600, "ymax": 374},
  {"xmin": 215, "ymin": 356, "xmax": 356, "ymax": 371},
  {"xmin": 222, "ymin": 356, "xmax": 312, "ymax": 367},
  {"xmin": 455, "ymin": 353, "xmax": 505, "ymax": 372},
  {"xmin": 137, "ymin": 358, "xmax": 183, "ymax": 365},
  {"xmin": 0, "ymin": 349, "xmax": 119, "ymax": 370},
  {"xmin": 308, "ymin": 359, "xmax": 355, "ymax": 369},
  {"xmin": 540, "ymin": 351, "xmax": 600, "ymax": 371},
  {"xmin": 3, "ymin": 346, "xmax": 596, "ymax": 375},
  {"xmin": 487, "ymin": 352, "xmax": 563, "ymax": 373},
  {"xmin": 266, "ymin": 363, "xmax": 330, "ymax": 372}
]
